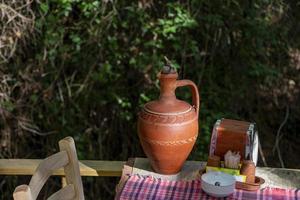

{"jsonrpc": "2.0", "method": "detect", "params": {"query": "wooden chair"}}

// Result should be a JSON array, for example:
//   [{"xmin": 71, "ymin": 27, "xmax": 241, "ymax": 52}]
[{"xmin": 13, "ymin": 137, "xmax": 85, "ymax": 200}]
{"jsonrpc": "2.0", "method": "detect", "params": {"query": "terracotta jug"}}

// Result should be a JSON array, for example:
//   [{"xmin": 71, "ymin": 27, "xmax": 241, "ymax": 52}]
[{"xmin": 138, "ymin": 66, "xmax": 200, "ymax": 174}]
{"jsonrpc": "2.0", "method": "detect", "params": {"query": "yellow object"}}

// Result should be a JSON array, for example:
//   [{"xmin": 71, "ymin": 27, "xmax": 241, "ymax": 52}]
[{"xmin": 206, "ymin": 166, "xmax": 246, "ymax": 182}]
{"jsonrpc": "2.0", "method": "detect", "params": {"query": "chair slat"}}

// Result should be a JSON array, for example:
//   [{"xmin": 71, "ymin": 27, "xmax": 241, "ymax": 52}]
[
  {"xmin": 29, "ymin": 151, "xmax": 69, "ymax": 200},
  {"xmin": 47, "ymin": 184, "xmax": 75, "ymax": 200}
]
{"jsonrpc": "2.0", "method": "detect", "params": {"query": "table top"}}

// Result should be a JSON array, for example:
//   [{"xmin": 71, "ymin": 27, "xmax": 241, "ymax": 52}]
[
  {"xmin": 116, "ymin": 158, "xmax": 300, "ymax": 200},
  {"xmin": 122, "ymin": 158, "xmax": 300, "ymax": 189}
]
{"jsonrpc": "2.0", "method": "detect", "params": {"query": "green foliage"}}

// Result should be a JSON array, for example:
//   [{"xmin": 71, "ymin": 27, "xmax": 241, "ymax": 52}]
[
  {"xmin": 0, "ymin": 100, "xmax": 14, "ymax": 112},
  {"xmin": 154, "ymin": 3, "xmax": 198, "ymax": 39}
]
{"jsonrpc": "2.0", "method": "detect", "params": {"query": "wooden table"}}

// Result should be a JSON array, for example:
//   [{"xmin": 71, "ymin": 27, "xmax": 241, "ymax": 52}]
[
  {"xmin": 114, "ymin": 158, "xmax": 300, "ymax": 199},
  {"xmin": 122, "ymin": 158, "xmax": 300, "ymax": 189}
]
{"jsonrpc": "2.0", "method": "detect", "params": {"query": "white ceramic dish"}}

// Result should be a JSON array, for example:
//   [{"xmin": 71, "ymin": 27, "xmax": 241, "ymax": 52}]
[{"xmin": 201, "ymin": 171, "xmax": 236, "ymax": 197}]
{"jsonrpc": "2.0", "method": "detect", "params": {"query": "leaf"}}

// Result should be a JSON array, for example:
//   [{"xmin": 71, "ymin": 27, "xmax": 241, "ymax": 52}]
[
  {"xmin": 40, "ymin": 3, "xmax": 49, "ymax": 13},
  {"xmin": 1, "ymin": 100, "xmax": 15, "ymax": 112}
]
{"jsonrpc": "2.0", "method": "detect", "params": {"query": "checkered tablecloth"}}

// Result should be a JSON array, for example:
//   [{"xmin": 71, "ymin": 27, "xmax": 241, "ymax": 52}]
[{"xmin": 118, "ymin": 174, "xmax": 300, "ymax": 200}]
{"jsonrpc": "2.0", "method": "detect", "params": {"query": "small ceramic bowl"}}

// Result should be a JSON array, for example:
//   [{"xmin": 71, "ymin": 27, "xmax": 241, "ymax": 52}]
[{"xmin": 201, "ymin": 171, "xmax": 236, "ymax": 197}]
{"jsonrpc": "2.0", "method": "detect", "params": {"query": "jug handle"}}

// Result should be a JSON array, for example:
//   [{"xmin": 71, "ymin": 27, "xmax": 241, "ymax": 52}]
[{"xmin": 176, "ymin": 80, "xmax": 200, "ymax": 116}]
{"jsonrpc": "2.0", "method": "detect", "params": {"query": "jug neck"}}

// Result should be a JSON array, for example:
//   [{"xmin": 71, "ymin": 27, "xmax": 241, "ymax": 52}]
[{"xmin": 159, "ymin": 72, "xmax": 178, "ymax": 102}]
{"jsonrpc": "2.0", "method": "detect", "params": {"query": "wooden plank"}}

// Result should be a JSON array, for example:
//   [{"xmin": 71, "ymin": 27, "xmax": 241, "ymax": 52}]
[
  {"xmin": 257, "ymin": 167, "xmax": 300, "ymax": 189},
  {"xmin": 79, "ymin": 160, "xmax": 125, "ymax": 176},
  {"xmin": 0, "ymin": 159, "xmax": 125, "ymax": 177}
]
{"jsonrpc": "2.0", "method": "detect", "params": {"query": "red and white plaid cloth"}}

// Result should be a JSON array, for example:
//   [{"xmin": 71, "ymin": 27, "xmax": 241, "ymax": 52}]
[{"xmin": 118, "ymin": 175, "xmax": 300, "ymax": 200}]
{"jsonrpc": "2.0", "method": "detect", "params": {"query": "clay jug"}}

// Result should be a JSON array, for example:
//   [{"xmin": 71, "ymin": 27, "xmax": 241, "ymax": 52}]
[{"xmin": 138, "ymin": 66, "xmax": 200, "ymax": 174}]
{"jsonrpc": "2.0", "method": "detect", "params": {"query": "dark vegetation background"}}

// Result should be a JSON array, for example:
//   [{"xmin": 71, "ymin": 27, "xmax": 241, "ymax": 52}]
[{"xmin": 0, "ymin": 0, "xmax": 300, "ymax": 199}]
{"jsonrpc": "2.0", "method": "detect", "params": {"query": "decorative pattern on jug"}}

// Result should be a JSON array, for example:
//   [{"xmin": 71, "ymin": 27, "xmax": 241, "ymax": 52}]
[
  {"xmin": 139, "ymin": 109, "xmax": 196, "ymax": 125},
  {"xmin": 140, "ymin": 135, "xmax": 198, "ymax": 146}
]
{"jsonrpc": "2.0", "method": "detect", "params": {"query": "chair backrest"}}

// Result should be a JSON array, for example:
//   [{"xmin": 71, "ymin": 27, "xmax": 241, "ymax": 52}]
[{"xmin": 13, "ymin": 137, "xmax": 85, "ymax": 200}]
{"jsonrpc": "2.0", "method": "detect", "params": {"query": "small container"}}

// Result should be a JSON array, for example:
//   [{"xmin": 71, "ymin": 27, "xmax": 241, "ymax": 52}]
[
  {"xmin": 240, "ymin": 160, "xmax": 256, "ymax": 183},
  {"xmin": 201, "ymin": 171, "xmax": 236, "ymax": 198},
  {"xmin": 209, "ymin": 119, "xmax": 258, "ymax": 165},
  {"xmin": 236, "ymin": 176, "xmax": 265, "ymax": 191},
  {"xmin": 207, "ymin": 155, "xmax": 221, "ymax": 167}
]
